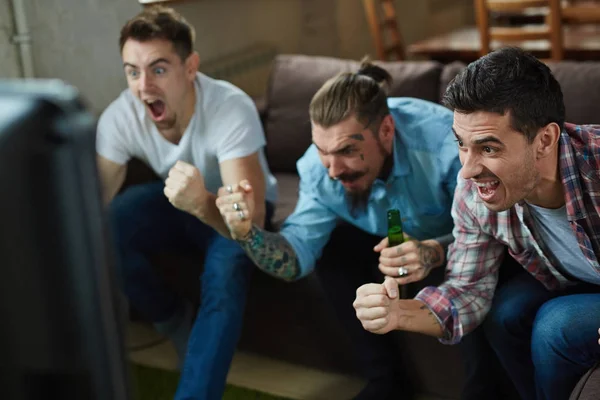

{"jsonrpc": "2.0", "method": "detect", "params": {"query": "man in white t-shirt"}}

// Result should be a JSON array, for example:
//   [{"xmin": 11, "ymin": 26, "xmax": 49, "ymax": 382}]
[{"xmin": 96, "ymin": 6, "xmax": 277, "ymax": 399}]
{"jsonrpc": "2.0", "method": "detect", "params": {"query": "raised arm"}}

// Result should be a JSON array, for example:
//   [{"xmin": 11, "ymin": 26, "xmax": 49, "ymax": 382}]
[{"xmin": 216, "ymin": 178, "xmax": 338, "ymax": 281}]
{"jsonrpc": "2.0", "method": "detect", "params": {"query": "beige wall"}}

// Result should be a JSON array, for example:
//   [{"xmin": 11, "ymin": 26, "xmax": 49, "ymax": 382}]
[
  {"xmin": 0, "ymin": 1, "xmax": 26, "ymax": 79},
  {"xmin": 0, "ymin": 0, "xmax": 473, "ymax": 112},
  {"xmin": 22, "ymin": 0, "xmax": 141, "ymax": 114}
]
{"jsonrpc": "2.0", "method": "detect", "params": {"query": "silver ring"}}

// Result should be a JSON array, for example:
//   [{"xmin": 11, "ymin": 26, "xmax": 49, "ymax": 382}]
[
  {"xmin": 398, "ymin": 267, "xmax": 408, "ymax": 277},
  {"xmin": 238, "ymin": 210, "xmax": 246, "ymax": 221},
  {"xmin": 233, "ymin": 202, "xmax": 240, "ymax": 211},
  {"xmin": 226, "ymin": 185, "xmax": 233, "ymax": 194}
]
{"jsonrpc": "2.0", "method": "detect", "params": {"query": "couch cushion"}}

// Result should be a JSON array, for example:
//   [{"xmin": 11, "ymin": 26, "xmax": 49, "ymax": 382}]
[
  {"xmin": 271, "ymin": 172, "xmax": 300, "ymax": 230},
  {"xmin": 570, "ymin": 363, "xmax": 600, "ymax": 400},
  {"xmin": 265, "ymin": 55, "xmax": 444, "ymax": 173},
  {"xmin": 546, "ymin": 62, "xmax": 600, "ymax": 124},
  {"xmin": 439, "ymin": 61, "xmax": 467, "ymax": 102}
]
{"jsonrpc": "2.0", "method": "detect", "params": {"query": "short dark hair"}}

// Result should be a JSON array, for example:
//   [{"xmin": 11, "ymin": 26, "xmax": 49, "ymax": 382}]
[
  {"xmin": 442, "ymin": 47, "xmax": 565, "ymax": 142},
  {"xmin": 119, "ymin": 6, "xmax": 195, "ymax": 61},
  {"xmin": 309, "ymin": 57, "xmax": 392, "ymax": 130}
]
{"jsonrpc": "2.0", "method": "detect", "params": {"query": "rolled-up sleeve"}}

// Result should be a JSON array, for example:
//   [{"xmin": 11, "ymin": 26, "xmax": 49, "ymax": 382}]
[
  {"xmin": 415, "ymin": 179, "xmax": 505, "ymax": 344},
  {"xmin": 280, "ymin": 179, "xmax": 338, "ymax": 278}
]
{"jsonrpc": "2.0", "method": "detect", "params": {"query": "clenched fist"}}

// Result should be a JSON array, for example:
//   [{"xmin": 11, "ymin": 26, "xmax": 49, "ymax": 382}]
[
  {"xmin": 164, "ymin": 160, "xmax": 209, "ymax": 217},
  {"xmin": 215, "ymin": 179, "xmax": 255, "ymax": 239},
  {"xmin": 353, "ymin": 277, "xmax": 401, "ymax": 335}
]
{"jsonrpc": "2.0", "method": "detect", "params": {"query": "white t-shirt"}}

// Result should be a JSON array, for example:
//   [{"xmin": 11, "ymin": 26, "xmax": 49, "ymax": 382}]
[{"xmin": 96, "ymin": 72, "xmax": 277, "ymax": 203}]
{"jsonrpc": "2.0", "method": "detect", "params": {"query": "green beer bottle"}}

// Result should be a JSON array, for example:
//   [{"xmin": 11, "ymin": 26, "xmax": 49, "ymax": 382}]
[
  {"xmin": 387, "ymin": 209, "xmax": 404, "ymax": 246},
  {"xmin": 387, "ymin": 208, "xmax": 409, "ymax": 299}
]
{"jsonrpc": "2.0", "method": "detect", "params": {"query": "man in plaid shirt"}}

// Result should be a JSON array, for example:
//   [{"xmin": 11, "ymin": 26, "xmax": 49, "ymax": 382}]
[{"xmin": 354, "ymin": 47, "xmax": 600, "ymax": 400}]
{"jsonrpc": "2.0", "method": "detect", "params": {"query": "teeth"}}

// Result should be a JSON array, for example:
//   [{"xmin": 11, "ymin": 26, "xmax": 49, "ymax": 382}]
[{"xmin": 474, "ymin": 180, "xmax": 499, "ymax": 188}]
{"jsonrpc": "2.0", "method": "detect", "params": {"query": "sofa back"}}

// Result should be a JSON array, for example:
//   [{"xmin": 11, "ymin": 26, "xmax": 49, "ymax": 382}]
[
  {"xmin": 264, "ymin": 55, "xmax": 444, "ymax": 173},
  {"xmin": 264, "ymin": 54, "xmax": 600, "ymax": 174}
]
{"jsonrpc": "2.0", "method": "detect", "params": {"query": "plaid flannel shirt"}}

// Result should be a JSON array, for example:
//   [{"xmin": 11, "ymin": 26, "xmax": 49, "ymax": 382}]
[{"xmin": 415, "ymin": 123, "xmax": 600, "ymax": 344}]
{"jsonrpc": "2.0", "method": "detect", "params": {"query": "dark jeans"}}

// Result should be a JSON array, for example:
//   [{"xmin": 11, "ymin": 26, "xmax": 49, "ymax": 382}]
[
  {"xmin": 110, "ymin": 181, "xmax": 272, "ymax": 400},
  {"xmin": 316, "ymin": 224, "xmax": 528, "ymax": 400},
  {"xmin": 459, "ymin": 254, "xmax": 522, "ymax": 400},
  {"xmin": 316, "ymin": 224, "xmax": 410, "ymax": 399},
  {"xmin": 480, "ymin": 266, "xmax": 600, "ymax": 400}
]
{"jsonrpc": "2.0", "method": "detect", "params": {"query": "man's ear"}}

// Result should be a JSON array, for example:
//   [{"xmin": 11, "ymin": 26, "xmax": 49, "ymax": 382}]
[
  {"xmin": 535, "ymin": 122, "xmax": 561, "ymax": 159},
  {"xmin": 380, "ymin": 114, "xmax": 395, "ymax": 141},
  {"xmin": 186, "ymin": 51, "xmax": 200, "ymax": 79}
]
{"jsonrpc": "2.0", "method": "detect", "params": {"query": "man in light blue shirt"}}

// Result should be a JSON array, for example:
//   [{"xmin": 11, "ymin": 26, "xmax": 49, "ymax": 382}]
[
  {"xmin": 216, "ymin": 60, "xmax": 460, "ymax": 399},
  {"xmin": 282, "ymin": 96, "xmax": 459, "ymax": 276}
]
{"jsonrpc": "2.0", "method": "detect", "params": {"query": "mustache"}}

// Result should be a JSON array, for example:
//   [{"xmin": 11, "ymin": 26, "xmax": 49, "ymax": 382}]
[{"xmin": 332, "ymin": 171, "xmax": 365, "ymax": 182}]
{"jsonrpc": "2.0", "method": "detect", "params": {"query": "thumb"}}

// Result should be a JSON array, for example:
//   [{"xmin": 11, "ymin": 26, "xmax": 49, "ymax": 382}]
[
  {"xmin": 374, "ymin": 237, "xmax": 388, "ymax": 252},
  {"xmin": 240, "ymin": 179, "xmax": 253, "ymax": 193},
  {"xmin": 383, "ymin": 276, "xmax": 398, "ymax": 299}
]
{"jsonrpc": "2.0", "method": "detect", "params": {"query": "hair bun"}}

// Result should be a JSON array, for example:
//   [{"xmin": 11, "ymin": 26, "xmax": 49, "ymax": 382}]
[{"xmin": 357, "ymin": 56, "xmax": 393, "ymax": 89}]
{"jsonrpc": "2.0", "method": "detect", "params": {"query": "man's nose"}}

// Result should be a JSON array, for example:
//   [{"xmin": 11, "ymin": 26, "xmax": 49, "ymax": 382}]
[
  {"xmin": 327, "ymin": 156, "xmax": 345, "ymax": 179},
  {"xmin": 459, "ymin": 151, "xmax": 483, "ymax": 180},
  {"xmin": 138, "ymin": 72, "xmax": 154, "ymax": 92}
]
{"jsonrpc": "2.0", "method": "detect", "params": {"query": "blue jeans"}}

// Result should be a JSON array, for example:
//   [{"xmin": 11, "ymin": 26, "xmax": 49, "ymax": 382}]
[
  {"xmin": 110, "ymin": 182, "xmax": 272, "ymax": 400},
  {"xmin": 482, "ymin": 268, "xmax": 600, "ymax": 400}
]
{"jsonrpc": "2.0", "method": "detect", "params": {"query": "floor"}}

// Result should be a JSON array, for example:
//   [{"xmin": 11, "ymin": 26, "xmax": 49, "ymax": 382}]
[{"xmin": 127, "ymin": 322, "xmax": 448, "ymax": 400}]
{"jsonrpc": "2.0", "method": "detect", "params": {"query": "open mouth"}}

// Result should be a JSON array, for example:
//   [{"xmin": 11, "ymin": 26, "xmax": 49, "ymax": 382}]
[
  {"xmin": 144, "ymin": 99, "xmax": 166, "ymax": 121},
  {"xmin": 474, "ymin": 180, "xmax": 501, "ymax": 202}
]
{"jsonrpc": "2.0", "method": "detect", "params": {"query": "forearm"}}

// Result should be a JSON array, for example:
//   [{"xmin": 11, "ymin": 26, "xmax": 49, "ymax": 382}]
[
  {"xmin": 431, "ymin": 233, "xmax": 454, "ymax": 255},
  {"xmin": 397, "ymin": 299, "xmax": 444, "ymax": 338},
  {"xmin": 236, "ymin": 225, "xmax": 302, "ymax": 281},
  {"xmin": 194, "ymin": 192, "xmax": 233, "ymax": 238}
]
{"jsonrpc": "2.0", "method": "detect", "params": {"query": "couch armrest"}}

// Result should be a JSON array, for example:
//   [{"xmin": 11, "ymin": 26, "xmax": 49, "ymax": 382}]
[{"xmin": 570, "ymin": 363, "xmax": 600, "ymax": 400}]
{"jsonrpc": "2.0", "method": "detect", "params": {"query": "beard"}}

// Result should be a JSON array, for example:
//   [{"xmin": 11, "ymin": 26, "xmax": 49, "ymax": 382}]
[
  {"xmin": 346, "ymin": 186, "xmax": 372, "ymax": 218},
  {"xmin": 345, "ymin": 145, "xmax": 393, "ymax": 218}
]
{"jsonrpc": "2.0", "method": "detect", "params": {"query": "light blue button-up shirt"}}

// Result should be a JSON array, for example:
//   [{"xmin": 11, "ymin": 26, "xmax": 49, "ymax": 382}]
[{"xmin": 280, "ymin": 97, "xmax": 461, "ymax": 277}]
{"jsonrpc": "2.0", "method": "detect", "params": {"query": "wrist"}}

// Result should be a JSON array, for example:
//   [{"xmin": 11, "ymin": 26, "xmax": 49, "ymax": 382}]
[
  {"xmin": 192, "ymin": 193, "xmax": 214, "ymax": 221},
  {"xmin": 421, "ymin": 239, "xmax": 445, "ymax": 268}
]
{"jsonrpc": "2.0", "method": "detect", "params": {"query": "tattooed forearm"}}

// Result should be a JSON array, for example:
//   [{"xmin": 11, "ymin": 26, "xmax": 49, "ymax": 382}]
[
  {"xmin": 420, "ymin": 304, "xmax": 443, "ymax": 326},
  {"xmin": 237, "ymin": 225, "xmax": 301, "ymax": 281},
  {"xmin": 417, "ymin": 241, "xmax": 443, "ymax": 269}
]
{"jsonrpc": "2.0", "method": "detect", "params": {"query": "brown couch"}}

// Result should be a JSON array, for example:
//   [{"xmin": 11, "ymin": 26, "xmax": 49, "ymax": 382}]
[{"xmin": 123, "ymin": 55, "xmax": 600, "ymax": 399}]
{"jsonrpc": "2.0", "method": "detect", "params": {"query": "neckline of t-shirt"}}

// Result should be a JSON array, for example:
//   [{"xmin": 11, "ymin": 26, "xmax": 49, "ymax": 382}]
[{"xmin": 526, "ymin": 201, "xmax": 567, "ymax": 217}]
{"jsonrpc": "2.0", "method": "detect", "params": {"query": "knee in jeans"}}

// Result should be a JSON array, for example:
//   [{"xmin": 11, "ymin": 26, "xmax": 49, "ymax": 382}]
[
  {"xmin": 531, "ymin": 299, "xmax": 571, "ymax": 353},
  {"xmin": 483, "ymin": 299, "xmax": 525, "ymax": 335}
]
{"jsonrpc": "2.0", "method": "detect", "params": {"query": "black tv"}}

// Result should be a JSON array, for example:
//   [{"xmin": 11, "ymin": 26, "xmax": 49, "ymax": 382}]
[{"xmin": 0, "ymin": 80, "xmax": 131, "ymax": 400}]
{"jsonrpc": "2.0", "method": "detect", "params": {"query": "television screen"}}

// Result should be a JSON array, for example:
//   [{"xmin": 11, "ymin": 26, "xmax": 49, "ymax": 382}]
[{"xmin": 0, "ymin": 80, "xmax": 131, "ymax": 400}]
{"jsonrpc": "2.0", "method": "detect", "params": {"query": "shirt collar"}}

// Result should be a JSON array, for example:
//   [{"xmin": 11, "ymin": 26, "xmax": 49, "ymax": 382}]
[{"xmin": 559, "ymin": 125, "xmax": 587, "ymax": 221}]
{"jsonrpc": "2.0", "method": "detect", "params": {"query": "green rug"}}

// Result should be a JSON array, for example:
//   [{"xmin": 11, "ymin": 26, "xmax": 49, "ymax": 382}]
[{"xmin": 130, "ymin": 363, "xmax": 290, "ymax": 400}]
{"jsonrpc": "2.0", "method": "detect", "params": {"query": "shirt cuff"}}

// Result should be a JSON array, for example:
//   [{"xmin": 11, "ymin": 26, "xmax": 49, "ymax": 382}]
[{"xmin": 415, "ymin": 286, "xmax": 462, "ymax": 345}]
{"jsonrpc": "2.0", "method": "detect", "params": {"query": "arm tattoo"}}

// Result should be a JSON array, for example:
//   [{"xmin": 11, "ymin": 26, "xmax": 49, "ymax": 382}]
[
  {"xmin": 420, "ymin": 304, "xmax": 441, "ymax": 326},
  {"xmin": 417, "ymin": 242, "xmax": 442, "ymax": 269},
  {"xmin": 237, "ymin": 225, "xmax": 301, "ymax": 281}
]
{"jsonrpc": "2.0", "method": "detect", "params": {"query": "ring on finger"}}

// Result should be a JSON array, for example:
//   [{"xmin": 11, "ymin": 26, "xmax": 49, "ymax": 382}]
[
  {"xmin": 233, "ymin": 202, "xmax": 241, "ymax": 211},
  {"xmin": 226, "ymin": 185, "xmax": 233, "ymax": 194},
  {"xmin": 238, "ymin": 210, "xmax": 246, "ymax": 221},
  {"xmin": 398, "ymin": 266, "xmax": 408, "ymax": 277}
]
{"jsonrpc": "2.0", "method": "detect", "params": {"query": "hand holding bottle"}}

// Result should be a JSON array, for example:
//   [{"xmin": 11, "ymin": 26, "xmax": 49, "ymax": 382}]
[{"xmin": 374, "ymin": 236, "xmax": 445, "ymax": 284}]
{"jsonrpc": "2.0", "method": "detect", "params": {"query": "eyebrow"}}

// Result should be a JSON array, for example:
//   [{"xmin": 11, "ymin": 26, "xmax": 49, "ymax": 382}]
[
  {"xmin": 123, "ymin": 58, "xmax": 171, "ymax": 69},
  {"xmin": 452, "ymin": 127, "xmax": 505, "ymax": 146},
  {"xmin": 312, "ymin": 132, "xmax": 365, "ymax": 154},
  {"xmin": 313, "ymin": 141, "xmax": 356, "ymax": 155}
]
